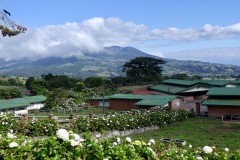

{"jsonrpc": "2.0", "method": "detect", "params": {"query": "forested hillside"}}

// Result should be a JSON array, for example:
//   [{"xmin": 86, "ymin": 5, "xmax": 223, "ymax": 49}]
[{"xmin": 0, "ymin": 46, "xmax": 239, "ymax": 78}]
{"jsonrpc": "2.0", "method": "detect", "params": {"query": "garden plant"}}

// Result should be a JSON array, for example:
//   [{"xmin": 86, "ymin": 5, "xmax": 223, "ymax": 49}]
[{"xmin": 0, "ymin": 109, "xmax": 239, "ymax": 159}]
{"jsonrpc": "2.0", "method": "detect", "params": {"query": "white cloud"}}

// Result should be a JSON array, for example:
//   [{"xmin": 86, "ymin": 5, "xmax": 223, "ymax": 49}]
[
  {"xmin": 164, "ymin": 47, "xmax": 240, "ymax": 65},
  {"xmin": 151, "ymin": 23, "xmax": 240, "ymax": 40},
  {"xmin": 149, "ymin": 51, "xmax": 164, "ymax": 58},
  {"xmin": 0, "ymin": 17, "xmax": 148, "ymax": 60},
  {"xmin": 0, "ymin": 17, "xmax": 240, "ymax": 62}
]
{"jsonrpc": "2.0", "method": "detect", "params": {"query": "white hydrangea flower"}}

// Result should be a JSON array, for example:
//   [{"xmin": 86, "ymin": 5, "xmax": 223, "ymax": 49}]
[
  {"xmin": 95, "ymin": 133, "xmax": 101, "ymax": 138},
  {"xmin": 7, "ymin": 133, "xmax": 17, "ymax": 139},
  {"xmin": 189, "ymin": 144, "xmax": 192, "ymax": 148},
  {"xmin": 69, "ymin": 140, "xmax": 80, "ymax": 147},
  {"xmin": 87, "ymin": 144, "xmax": 92, "ymax": 147},
  {"xmin": 9, "ymin": 142, "xmax": 18, "ymax": 148},
  {"xmin": 56, "ymin": 129, "xmax": 69, "ymax": 141},
  {"xmin": 203, "ymin": 146, "xmax": 213, "ymax": 154},
  {"xmin": 113, "ymin": 142, "xmax": 118, "ymax": 146},
  {"xmin": 149, "ymin": 139, "xmax": 155, "ymax": 144},
  {"xmin": 116, "ymin": 137, "xmax": 121, "ymax": 143},
  {"xmin": 147, "ymin": 142, "xmax": 152, "ymax": 146},
  {"xmin": 126, "ymin": 137, "xmax": 131, "ymax": 143},
  {"xmin": 224, "ymin": 148, "xmax": 229, "ymax": 152},
  {"xmin": 21, "ymin": 140, "xmax": 27, "ymax": 146},
  {"xmin": 196, "ymin": 156, "xmax": 203, "ymax": 160},
  {"xmin": 0, "ymin": 134, "xmax": 2, "ymax": 139}
]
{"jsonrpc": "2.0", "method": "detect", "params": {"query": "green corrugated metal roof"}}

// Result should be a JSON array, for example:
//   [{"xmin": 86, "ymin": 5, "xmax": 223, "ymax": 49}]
[
  {"xmin": 148, "ymin": 84, "xmax": 187, "ymax": 94},
  {"xmin": 206, "ymin": 87, "xmax": 240, "ymax": 96},
  {"xmin": 89, "ymin": 94, "xmax": 177, "ymax": 107},
  {"xmin": 135, "ymin": 95, "xmax": 176, "ymax": 106},
  {"xmin": 162, "ymin": 79, "xmax": 240, "ymax": 87},
  {"xmin": 202, "ymin": 99, "xmax": 240, "ymax": 107},
  {"xmin": 0, "ymin": 99, "xmax": 30, "ymax": 110},
  {"xmin": 196, "ymin": 80, "xmax": 240, "ymax": 86},
  {"xmin": 163, "ymin": 79, "xmax": 197, "ymax": 86},
  {"xmin": 109, "ymin": 94, "xmax": 146, "ymax": 99},
  {"xmin": 0, "ymin": 95, "xmax": 46, "ymax": 110}
]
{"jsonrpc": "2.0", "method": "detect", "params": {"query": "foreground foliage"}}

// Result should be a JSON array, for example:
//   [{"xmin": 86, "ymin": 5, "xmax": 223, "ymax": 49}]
[
  {"xmin": 0, "ymin": 111, "xmax": 239, "ymax": 159},
  {"xmin": 0, "ymin": 129, "xmax": 239, "ymax": 160}
]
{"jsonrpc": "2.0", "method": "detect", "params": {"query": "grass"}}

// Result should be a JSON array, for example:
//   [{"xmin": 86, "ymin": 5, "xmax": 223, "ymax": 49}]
[{"xmin": 127, "ymin": 117, "xmax": 240, "ymax": 150}]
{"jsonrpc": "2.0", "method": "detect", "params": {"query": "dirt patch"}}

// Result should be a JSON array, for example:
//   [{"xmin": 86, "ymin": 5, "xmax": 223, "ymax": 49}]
[
  {"xmin": 222, "ymin": 120, "xmax": 240, "ymax": 125},
  {"xmin": 212, "ymin": 122, "xmax": 240, "ymax": 133}
]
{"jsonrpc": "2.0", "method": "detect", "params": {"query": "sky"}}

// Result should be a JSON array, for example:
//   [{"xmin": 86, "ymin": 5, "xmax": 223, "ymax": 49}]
[{"xmin": 0, "ymin": 0, "xmax": 240, "ymax": 65}]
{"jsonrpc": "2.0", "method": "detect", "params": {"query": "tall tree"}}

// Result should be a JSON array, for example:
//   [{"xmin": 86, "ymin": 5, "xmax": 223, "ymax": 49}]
[
  {"xmin": 84, "ymin": 77, "xmax": 104, "ymax": 88},
  {"xmin": 122, "ymin": 57, "xmax": 165, "ymax": 83},
  {"xmin": 30, "ymin": 79, "xmax": 48, "ymax": 95}
]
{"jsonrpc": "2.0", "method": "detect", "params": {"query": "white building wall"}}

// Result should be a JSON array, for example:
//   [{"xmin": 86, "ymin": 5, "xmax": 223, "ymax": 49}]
[
  {"xmin": 226, "ymin": 84, "xmax": 236, "ymax": 87},
  {"xmin": 183, "ymin": 87, "xmax": 210, "ymax": 93},
  {"xmin": 27, "ymin": 103, "xmax": 45, "ymax": 110},
  {"xmin": 14, "ymin": 110, "xmax": 28, "ymax": 116}
]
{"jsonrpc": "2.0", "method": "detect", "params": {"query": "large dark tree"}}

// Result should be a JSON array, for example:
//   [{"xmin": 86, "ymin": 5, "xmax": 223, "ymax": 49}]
[
  {"xmin": 84, "ymin": 77, "xmax": 104, "ymax": 88},
  {"xmin": 122, "ymin": 57, "xmax": 165, "ymax": 83}
]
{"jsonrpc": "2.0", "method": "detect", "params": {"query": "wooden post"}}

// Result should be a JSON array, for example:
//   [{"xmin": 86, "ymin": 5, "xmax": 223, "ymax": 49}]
[
  {"xmin": 89, "ymin": 113, "xmax": 94, "ymax": 119},
  {"xmin": 105, "ymin": 112, "xmax": 110, "ymax": 117},
  {"xmin": 70, "ymin": 114, "xmax": 76, "ymax": 119},
  {"xmin": 168, "ymin": 101, "xmax": 172, "ymax": 110},
  {"xmin": 132, "ymin": 111, "xmax": 136, "ymax": 115},
  {"xmin": 49, "ymin": 114, "xmax": 54, "ymax": 119},
  {"xmin": 195, "ymin": 102, "xmax": 200, "ymax": 115},
  {"xmin": 23, "ymin": 114, "xmax": 28, "ymax": 125}
]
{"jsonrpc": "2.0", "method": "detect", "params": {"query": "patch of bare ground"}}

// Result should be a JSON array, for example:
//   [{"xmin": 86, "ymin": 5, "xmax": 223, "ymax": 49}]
[{"xmin": 212, "ymin": 121, "xmax": 240, "ymax": 133}]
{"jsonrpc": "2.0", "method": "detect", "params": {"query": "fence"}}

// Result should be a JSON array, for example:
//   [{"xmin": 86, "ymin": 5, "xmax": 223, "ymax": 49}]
[
  {"xmin": 196, "ymin": 112, "xmax": 240, "ymax": 122},
  {"xmin": 12, "ymin": 110, "xmax": 152, "ymax": 124}
]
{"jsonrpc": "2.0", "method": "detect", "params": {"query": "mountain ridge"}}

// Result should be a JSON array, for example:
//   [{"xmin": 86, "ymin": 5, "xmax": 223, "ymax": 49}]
[{"xmin": 0, "ymin": 46, "xmax": 239, "ymax": 78}]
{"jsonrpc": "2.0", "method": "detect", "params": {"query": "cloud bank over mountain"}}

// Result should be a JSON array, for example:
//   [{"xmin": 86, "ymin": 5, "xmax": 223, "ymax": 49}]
[{"xmin": 0, "ymin": 17, "xmax": 240, "ymax": 65}]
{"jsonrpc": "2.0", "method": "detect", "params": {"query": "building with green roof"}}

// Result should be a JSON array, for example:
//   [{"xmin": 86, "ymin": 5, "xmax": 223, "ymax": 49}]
[
  {"xmin": 0, "ymin": 95, "xmax": 46, "ymax": 115},
  {"xmin": 148, "ymin": 79, "xmax": 240, "ymax": 101},
  {"xmin": 89, "ymin": 94, "xmax": 182, "ymax": 111},
  {"xmin": 202, "ymin": 87, "xmax": 240, "ymax": 117}
]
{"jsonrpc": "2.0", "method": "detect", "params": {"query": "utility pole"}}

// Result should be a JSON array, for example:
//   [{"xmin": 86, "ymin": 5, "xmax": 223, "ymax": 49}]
[{"xmin": 102, "ymin": 95, "xmax": 105, "ymax": 114}]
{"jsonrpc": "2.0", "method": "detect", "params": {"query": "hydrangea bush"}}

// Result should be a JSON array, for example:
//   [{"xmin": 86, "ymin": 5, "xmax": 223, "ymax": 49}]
[
  {"xmin": 69, "ymin": 109, "xmax": 189, "ymax": 133},
  {"xmin": 0, "ymin": 129, "xmax": 239, "ymax": 159},
  {"xmin": 0, "ymin": 109, "xmax": 189, "ymax": 136},
  {"xmin": 0, "ymin": 114, "xmax": 26, "ymax": 134}
]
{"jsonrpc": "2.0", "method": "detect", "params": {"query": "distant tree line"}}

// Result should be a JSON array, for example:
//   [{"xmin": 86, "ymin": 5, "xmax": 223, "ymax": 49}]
[{"xmin": 0, "ymin": 56, "xmax": 205, "ymax": 109}]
